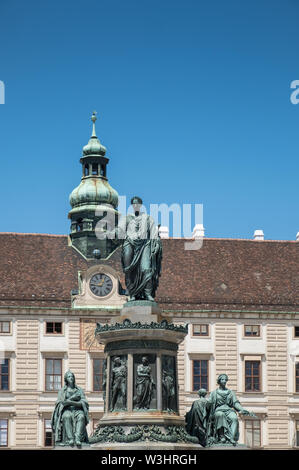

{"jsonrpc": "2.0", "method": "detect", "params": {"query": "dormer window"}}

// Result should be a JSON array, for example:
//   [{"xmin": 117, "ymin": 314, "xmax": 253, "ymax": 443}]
[
  {"xmin": 92, "ymin": 163, "xmax": 98, "ymax": 175},
  {"xmin": 84, "ymin": 164, "xmax": 89, "ymax": 176}
]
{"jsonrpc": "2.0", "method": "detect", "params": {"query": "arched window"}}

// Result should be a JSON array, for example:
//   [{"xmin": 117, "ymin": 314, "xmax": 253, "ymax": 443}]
[
  {"xmin": 92, "ymin": 163, "xmax": 98, "ymax": 175},
  {"xmin": 100, "ymin": 165, "xmax": 106, "ymax": 177}
]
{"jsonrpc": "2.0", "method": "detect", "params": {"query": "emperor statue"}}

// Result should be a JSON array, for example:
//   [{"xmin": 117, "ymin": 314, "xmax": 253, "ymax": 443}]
[{"xmin": 117, "ymin": 196, "xmax": 162, "ymax": 301}]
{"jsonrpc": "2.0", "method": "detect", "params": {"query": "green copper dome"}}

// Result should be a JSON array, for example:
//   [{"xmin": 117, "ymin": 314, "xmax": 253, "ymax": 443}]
[
  {"xmin": 69, "ymin": 178, "xmax": 118, "ymax": 209},
  {"xmin": 68, "ymin": 111, "xmax": 119, "ymax": 212}
]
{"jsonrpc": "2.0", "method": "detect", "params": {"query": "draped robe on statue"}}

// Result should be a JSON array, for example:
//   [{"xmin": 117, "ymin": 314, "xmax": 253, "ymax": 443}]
[
  {"xmin": 207, "ymin": 388, "xmax": 240, "ymax": 444},
  {"xmin": 119, "ymin": 213, "xmax": 162, "ymax": 300},
  {"xmin": 51, "ymin": 385, "xmax": 89, "ymax": 445}
]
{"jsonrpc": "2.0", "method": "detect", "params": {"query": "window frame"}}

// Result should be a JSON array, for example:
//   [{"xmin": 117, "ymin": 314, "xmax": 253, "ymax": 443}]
[
  {"xmin": 244, "ymin": 360, "xmax": 261, "ymax": 392},
  {"xmin": 45, "ymin": 358, "xmax": 62, "ymax": 392},
  {"xmin": 0, "ymin": 418, "xmax": 8, "ymax": 447},
  {"xmin": 295, "ymin": 363, "xmax": 299, "ymax": 393},
  {"xmin": 192, "ymin": 359, "xmax": 209, "ymax": 392},
  {"xmin": 244, "ymin": 325, "xmax": 260, "ymax": 338},
  {"xmin": 244, "ymin": 418, "xmax": 261, "ymax": 448},
  {"xmin": 0, "ymin": 358, "xmax": 10, "ymax": 391},
  {"xmin": 191, "ymin": 324, "xmax": 210, "ymax": 338},
  {"xmin": 45, "ymin": 321, "xmax": 63, "ymax": 336},
  {"xmin": 92, "ymin": 358, "xmax": 105, "ymax": 392},
  {"xmin": 0, "ymin": 321, "xmax": 11, "ymax": 335},
  {"xmin": 44, "ymin": 419, "xmax": 53, "ymax": 447}
]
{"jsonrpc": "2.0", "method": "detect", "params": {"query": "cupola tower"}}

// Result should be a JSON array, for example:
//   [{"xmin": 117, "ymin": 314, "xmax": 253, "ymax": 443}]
[{"xmin": 68, "ymin": 112, "xmax": 119, "ymax": 259}]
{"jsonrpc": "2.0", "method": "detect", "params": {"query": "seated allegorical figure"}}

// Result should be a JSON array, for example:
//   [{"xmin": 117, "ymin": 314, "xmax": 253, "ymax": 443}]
[
  {"xmin": 51, "ymin": 370, "xmax": 89, "ymax": 447},
  {"xmin": 206, "ymin": 373, "xmax": 255, "ymax": 446},
  {"xmin": 185, "ymin": 388, "xmax": 209, "ymax": 447}
]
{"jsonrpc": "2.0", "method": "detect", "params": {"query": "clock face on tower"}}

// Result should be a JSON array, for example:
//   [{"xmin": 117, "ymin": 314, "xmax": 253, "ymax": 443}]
[{"xmin": 89, "ymin": 273, "xmax": 113, "ymax": 297}]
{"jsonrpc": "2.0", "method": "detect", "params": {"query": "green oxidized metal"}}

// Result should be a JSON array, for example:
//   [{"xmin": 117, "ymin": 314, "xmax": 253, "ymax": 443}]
[
  {"xmin": 105, "ymin": 340, "xmax": 178, "ymax": 353},
  {"xmin": 68, "ymin": 112, "xmax": 120, "ymax": 259},
  {"xmin": 95, "ymin": 318, "xmax": 188, "ymax": 335},
  {"xmin": 89, "ymin": 425, "xmax": 198, "ymax": 444}
]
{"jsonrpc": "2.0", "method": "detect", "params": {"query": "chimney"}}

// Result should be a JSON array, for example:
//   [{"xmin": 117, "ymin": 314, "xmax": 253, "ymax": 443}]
[
  {"xmin": 296, "ymin": 232, "xmax": 299, "ymax": 241},
  {"xmin": 192, "ymin": 224, "xmax": 205, "ymax": 239},
  {"xmin": 159, "ymin": 226, "xmax": 169, "ymax": 239},
  {"xmin": 253, "ymin": 229, "xmax": 264, "ymax": 241}
]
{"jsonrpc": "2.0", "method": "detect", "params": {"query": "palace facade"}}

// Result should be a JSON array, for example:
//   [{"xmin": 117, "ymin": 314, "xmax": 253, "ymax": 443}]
[{"xmin": 0, "ymin": 115, "xmax": 298, "ymax": 449}]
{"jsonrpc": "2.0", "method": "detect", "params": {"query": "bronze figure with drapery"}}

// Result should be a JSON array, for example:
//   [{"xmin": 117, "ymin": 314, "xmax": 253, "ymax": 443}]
[
  {"xmin": 115, "ymin": 196, "xmax": 162, "ymax": 301},
  {"xmin": 51, "ymin": 370, "xmax": 89, "ymax": 447}
]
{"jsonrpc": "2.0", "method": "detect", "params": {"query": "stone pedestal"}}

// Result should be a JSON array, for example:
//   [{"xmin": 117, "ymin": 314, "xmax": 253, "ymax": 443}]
[{"xmin": 90, "ymin": 301, "xmax": 201, "ymax": 449}]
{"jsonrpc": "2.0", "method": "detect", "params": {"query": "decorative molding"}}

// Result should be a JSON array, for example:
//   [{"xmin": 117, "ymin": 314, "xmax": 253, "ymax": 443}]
[
  {"xmin": 95, "ymin": 318, "xmax": 188, "ymax": 335},
  {"xmin": 105, "ymin": 340, "xmax": 178, "ymax": 353},
  {"xmin": 90, "ymin": 424, "xmax": 198, "ymax": 444}
]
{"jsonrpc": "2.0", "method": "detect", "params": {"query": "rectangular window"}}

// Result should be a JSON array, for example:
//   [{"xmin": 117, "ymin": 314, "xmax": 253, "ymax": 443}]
[
  {"xmin": 92, "ymin": 163, "xmax": 98, "ymax": 175},
  {"xmin": 0, "ymin": 419, "xmax": 8, "ymax": 447},
  {"xmin": 44, "ymin": 419, "xmax": 53, "ymax": 447},
  {"xmin": 46, "ymin": 322, "xmax": 62, "ymax": 334},
  {"xmin": 45, "ymin": 359, "xmax": 62, "ymax": 391},
  {"xmin": 93, "ymin": 359, "xmax": 105, "ymax": 392},
  {"xmin": 244, "ymin": 325, "xmax": 260, "ymax": 337},
  {"xmin": 0, "ymin": 322, "xmax": 10, "ymax": 334},
  {"xmin": 192, "ymin": 324, "xmax": 209, "ymax": 336},
  {"xmin": 296, "ymin": 363, "xmax": 299, "ymax": 392},
  {"xmin": 245, "ymin": 419, "xmax": 261, "ymax": 448},
  {"xmin": 0, "ymin": 359, "xmax": 9, "ymax": 391},
  {"xmin": 245, "ymin": 361, "xmax": 260, "ymax": 392},
  {"xmin": 295, "ymin": 327, "xmax": 299, "ymax": 338},
  {"xmin": 192, "ymin": 359, "xmax": 208, "ymax": 391}
]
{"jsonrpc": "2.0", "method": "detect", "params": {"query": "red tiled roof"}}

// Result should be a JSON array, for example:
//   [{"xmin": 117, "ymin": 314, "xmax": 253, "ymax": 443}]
[{"xmin": 0, "ymin": 233, "xmax": 298, "ymax": 311}]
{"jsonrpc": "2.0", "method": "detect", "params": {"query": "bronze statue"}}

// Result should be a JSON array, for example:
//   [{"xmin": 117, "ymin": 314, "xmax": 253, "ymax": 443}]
[
  {"xmin": 134, "ymin": 356, "xmax": 155, "ymax": 409},
  {"xmin": 185, "ymin": 374, "xmax": 256, "ymax": 447},
  {"xmin": 51, "ymin": 370, "xmax": 89, "ymax": 447},
  {"xmin": 206, "ymin": 374, "xmax": 256, "ymax": 446},
  {"xmin": 110, "ymin": 356, "xmax": 127, "ymax": 411},
  {"xmin": 119, "ymin": 196, "xmax": 162, "ymax": 301},
  {"xmin": 185, "ymin": 388, "xmax": 209, "ymax": 447},
  {"xmin": 162, "ymin": 357, "xmax": 176, "ymax": 412}
]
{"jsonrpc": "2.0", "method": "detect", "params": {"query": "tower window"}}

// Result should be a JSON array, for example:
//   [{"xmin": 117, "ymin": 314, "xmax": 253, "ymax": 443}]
[
  {"xmin": 84, "ymin": 164, "xmax": 89, "ymax": 176},
  {"xmin": 77, "ymin": 219, "xmax": 83, "ymax": 232},
  {"xmin": 100, "ymin": 165, "xmax": 106, "ymax": 177},
  {"xmin": 92, "ymin": 163, "xmax": 98, "ymax": 175}
]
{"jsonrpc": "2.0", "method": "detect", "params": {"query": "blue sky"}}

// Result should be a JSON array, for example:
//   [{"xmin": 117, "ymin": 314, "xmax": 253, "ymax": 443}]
[{"xmin": 0, "ymin": 0, "xmax": 298, "ymax": 239}]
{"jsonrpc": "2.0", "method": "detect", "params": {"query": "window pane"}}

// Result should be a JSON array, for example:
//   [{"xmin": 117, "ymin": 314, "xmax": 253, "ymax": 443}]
[
  {"xmin": 245, "ymin": 428, "xmax": 253, "ymax": 447},
  {"xmin": 53, "ymin": 376, "xmax": 61, "ymax": 389},
  {"xmin": 295, "ymin": 327, "xmax": 299, "ymax": 337},
  {"xmin": 46, "ymin": 360, "xmax": 53, "ymax": 374},
  {"xmin": 2, "ymin": 322, "xmax": 10, "ymax": 333},
  {"xmin": 54, "ymin": 323, "xmax": 62, "ymax": 333},
  {"xmin": 46, "ymin": 323, "xmax": 54, "ymax": 333},
  {"xmin": 1, "ymin": 376, "xmax": 8, "ymax": 390},
  {"xmin": 0, "ymin": 420, "xmax": 8, "ymax": 447},
  {"xmin": 46, "ymin": 376, "xmax": 52, "ymax": 391},
  {"xmin": 253, "ymin": 428, "xmax": 260, "ymax": 446},
  {"xmin": 1, "ymin": 359, "xmax": 8, "ymax": 373},
  {"xmin": 54, "ymin": 360, "xmax": 61, "ymax": 375}
]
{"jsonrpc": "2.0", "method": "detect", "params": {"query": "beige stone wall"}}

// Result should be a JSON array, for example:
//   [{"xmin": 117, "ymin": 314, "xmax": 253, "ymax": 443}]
[
  {"xmin": 15, "ymin": 319, "xmax": 39, "ymax": 448},
  {"xmin": 214, "ymin": 322, "xmax": 238, "ymax": 390},
  {"xmin": 266, "ymin": 323, "xmax": 289, "ymax": 448}
]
